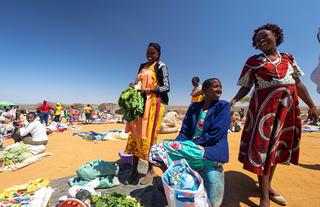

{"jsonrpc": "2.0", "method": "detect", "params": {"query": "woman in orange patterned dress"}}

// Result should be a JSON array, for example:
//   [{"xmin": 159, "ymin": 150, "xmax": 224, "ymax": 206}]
[{"xmin": 125, "ymin": 42, "xmax": 170, "ymax": 185}]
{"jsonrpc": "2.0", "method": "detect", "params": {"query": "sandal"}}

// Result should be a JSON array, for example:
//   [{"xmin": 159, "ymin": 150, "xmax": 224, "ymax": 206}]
[
  {"xmin": 139, "ymin": 172, "xmax": 156, "ymax": 185},
  {"xmin": 269, "ymin": 192, "xmax": 287, "ymax": 206}
]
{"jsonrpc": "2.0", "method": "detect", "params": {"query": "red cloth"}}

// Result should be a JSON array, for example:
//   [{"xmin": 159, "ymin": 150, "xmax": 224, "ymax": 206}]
[
  {"xmin": 69, "ymin": 108, "xmax": 74, "ymax": 116},
  {"xmin": 237, "ymin": 53, "xmax": 302, "ymax": 176},
  {"xmin": 36, "ymin": 103, "xmax": 53, "ymax": 112}
]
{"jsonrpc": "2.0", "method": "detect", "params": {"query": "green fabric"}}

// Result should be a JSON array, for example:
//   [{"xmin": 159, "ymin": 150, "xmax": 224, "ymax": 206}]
[
  {"xmin": 163, "ymin": 140, "xmax": 204, "ymax": 171},
  {"xmin": 69, "ymin": 176, "xmax": 118, "ymax": 189},
  {"xmin": 118, "ymin": 87, "xmax": 144, "ymax": 121},
  {"xmin": 192, "ymin": 110, "xmax": 207, "ymax": 139},
  {"xmin": 68, "ymin": 160, "xmax": 120, "ymax": 189},
  {"xmin": 77, "ymin": 160, "xmax": 119, "ymax": 180}
]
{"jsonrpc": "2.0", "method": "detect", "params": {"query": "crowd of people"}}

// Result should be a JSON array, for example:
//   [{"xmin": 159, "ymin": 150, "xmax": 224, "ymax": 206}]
[{"xmin": 35, "ymin": 102, "xmax": 118, "ymax": 125}]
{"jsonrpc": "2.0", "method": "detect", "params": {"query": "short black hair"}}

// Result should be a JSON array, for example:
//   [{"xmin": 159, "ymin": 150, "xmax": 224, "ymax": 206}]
[
  {"xmin": 27, "ymin": 112, "xmax": 37, "ymax": 118},
  {"xmin": 148, "ymin": 42, "xmax": 161, "ymax": 60},
  {"xmin": 192, "ymin": 76, "xmax": 200, "ymax": 83},
  {"xmin": 202, "ymin": 78, "xmax": 220, "ymax": 90},
  {"xmin": 252, "ymin": 23, "xmax": 284, "ymax": 48}
]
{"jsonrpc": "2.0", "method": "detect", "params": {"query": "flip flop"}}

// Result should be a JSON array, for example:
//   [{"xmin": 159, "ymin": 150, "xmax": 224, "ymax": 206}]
[{"xmin": 269, "ymin": 192, "xmax": 287, "ymax": 206}]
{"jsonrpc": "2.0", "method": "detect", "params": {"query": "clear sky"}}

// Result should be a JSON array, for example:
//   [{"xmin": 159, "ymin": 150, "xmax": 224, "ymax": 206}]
[{"xmin": 0, "ymin": 0, "xmax": 319, "ymax": 106}]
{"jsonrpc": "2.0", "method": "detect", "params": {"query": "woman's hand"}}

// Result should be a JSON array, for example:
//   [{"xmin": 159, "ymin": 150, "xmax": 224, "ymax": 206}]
[
  {"xmin": 230, "ymin": 99, "xmax": 237, "ymax": 107},
  {"xmin": 138, "ymin": 88, "xmax": 151, "ymax": 93},
  {"xmin": 308, "ymin": 106, "xmax": 319, "ymax": 120}
]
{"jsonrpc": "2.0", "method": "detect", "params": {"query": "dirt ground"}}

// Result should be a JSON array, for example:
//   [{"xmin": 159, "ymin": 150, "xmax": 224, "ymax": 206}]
[{"xmin": 1, "ymin": 123, "xmax": 319, "ymax": 207}]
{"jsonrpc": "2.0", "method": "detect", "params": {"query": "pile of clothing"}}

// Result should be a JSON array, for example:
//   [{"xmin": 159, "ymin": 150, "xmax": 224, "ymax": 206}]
[
  {"xmin": 73, "ymin": 130, "xmax": 128, "ymax": 141},
  {"xmin": 302, "ymin": 119, "xmax": 320, "ymax": 133},
  {"xmin": 68, "ymin": 160, "xmax": 120, "ymax": 189},
  {"xmin": 0, "ymin": 178, "xmax": 53, "ymax": 207},
  {"xmin": 73, "ymin": 131, "xmax": 107, "ymax": 141},
  {"xmin": 0, "ymin": 124, "xmax": 14, "ymax": 138},
  {"xmin": 69, "ymin": 125, "xmax": 82, "ymax": 130},
  {"xmin": 46, "ymin": 122, "xmax": 68, "ymax": 133},
  {"xmin": 302, "ymin": 125, "xmax": 320, "ymax": 133}
]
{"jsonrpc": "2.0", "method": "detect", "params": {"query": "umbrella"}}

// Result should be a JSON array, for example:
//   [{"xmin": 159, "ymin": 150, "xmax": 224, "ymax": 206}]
[{"xmin": 0, "ymin": 101, "xmax": 16, "ymax": 107}]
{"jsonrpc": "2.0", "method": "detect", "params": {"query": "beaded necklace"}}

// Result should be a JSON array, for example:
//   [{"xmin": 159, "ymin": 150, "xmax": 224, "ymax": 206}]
[{"xmin": 263, "ymin": 51, "xmax": 282, "ymax": 78}]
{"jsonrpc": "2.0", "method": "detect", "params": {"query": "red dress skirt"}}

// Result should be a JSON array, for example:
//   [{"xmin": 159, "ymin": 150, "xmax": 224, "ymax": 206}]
[{"xmin": 237, "ymin": 53, "xmax": 304, "ymax": 176}]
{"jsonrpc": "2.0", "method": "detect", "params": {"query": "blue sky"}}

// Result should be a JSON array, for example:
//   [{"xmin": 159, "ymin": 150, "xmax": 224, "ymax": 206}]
[{"xmin": 0, "ymin": 0, "xmax": 319, "ymax": 106}]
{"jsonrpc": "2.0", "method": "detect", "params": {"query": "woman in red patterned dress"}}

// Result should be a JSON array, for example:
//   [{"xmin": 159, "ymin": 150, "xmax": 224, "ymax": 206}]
[{"xmin": 231, "ymin": 24, "xmax": 318, "ymax": 207}]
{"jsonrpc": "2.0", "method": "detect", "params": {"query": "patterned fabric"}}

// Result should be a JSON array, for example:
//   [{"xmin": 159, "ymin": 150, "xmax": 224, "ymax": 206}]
[
  {"xmin": 237, "ymin": 53, "xmax": 304, "ymax": 176},
  {"xmin": 149, "ymin": 140, "xmax": 205, "ymax": 171},
  {"xmin": 192, "ymin": 110, "xmax": 207, "ymax": 140},
  {"xmin": 125, "ymin": 63, "xmax": 165, "ymax": 160}
]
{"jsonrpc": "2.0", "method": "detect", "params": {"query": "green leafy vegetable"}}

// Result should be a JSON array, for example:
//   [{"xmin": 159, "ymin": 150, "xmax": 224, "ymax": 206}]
[
  {"xmin": 118, "ymin": 87, "xmax": 144, "ymax": 121},
  {"xmin": 92, "ymin": 192, "xmax": 142, "ymax": 207},
  {"xmin": 0, "ymin": 143, "xmax": 33, "ymax": 166}
]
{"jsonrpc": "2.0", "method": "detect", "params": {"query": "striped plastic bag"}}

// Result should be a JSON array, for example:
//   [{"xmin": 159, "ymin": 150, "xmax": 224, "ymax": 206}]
[{"xmin": 162, "ymin": 159, "xmax": 211, "ymax": 207}]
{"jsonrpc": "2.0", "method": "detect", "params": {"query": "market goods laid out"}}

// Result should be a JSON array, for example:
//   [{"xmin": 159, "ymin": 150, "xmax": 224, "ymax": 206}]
[
  {"xmin": 0, "ymin": 178, "xmax": 53, "ymax": 207},
  {"xmin": 73, "ymin": 130, "xmax": 128, "ymax": 141},
  {"xmin": 0, "ymin": 142, "xmax": 51, "ymax": 172},
  {"xmin": 302, "ymin": 125, "xmax": 320, "ymax": 133}
]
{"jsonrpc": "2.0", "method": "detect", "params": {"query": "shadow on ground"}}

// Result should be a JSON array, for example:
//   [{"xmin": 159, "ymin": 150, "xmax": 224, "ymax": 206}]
[
  {"xmin": 298, "ymin": 163, "xmax": 320, "ymax": 171},
  {"xmin": 221, "ymin": 171, "xmax": 260, "ymax": 207}
]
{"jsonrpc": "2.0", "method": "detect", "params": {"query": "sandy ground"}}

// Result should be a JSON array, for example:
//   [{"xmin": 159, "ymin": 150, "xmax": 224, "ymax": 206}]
[{"xmin": 0, "ymin": 123, "xmax": 319, "ymax": 207}]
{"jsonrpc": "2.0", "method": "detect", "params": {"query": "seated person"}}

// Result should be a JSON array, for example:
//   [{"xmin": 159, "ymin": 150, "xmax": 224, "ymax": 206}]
[
  {"xmin": 12, "ymin": 112, "xmax": 48, "ymax": 146},
  {"xmin": 149, "ymin": 78, "xmax": 230, "ymax": 207}
]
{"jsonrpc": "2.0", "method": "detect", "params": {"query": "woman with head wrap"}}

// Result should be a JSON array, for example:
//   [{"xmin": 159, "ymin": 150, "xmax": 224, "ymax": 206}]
[{"xmin": 124, "ymin": 42, "xmax": 170, "ymax": 185}]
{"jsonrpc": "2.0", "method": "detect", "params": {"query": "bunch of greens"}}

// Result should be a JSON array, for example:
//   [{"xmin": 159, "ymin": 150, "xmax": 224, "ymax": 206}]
[
  {"xmin": 118, "ymin": 87, "xmax": 144, "ymax": 121},
  {"xmin": 0, "ymin": 144, "xmax": 33, "ymax": 166},
  {"xmin": 92, "ymin": 192, "xmax": 142, "ymax": 207}
]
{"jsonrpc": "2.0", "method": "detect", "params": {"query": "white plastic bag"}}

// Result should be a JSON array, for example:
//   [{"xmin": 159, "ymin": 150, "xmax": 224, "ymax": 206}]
[{"xmin": 162, "ymin": 159, "xmax": 211, "ymax": 207}]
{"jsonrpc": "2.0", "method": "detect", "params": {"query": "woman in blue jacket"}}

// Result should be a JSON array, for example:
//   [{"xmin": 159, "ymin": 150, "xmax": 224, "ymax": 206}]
[{"xmin": 149, "ymin": 78, "xmax": 230, "ymax": 206}]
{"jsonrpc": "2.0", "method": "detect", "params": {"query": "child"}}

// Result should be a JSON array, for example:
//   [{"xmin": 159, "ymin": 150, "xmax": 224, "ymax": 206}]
[{"xmin": 191, "ymin": 76, "xmax": 204, "ymax": 103}]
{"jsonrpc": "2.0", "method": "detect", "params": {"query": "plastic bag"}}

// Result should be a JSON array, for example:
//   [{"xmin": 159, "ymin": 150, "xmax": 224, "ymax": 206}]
[{"xmin": 162, "ymin": 159, "xmax": 211, "ymax": 207}]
